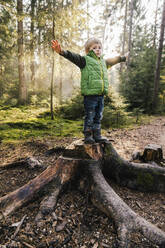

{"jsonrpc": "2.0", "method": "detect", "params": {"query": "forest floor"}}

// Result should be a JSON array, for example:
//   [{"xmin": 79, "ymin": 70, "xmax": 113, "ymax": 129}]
[{"xmin": 0, "ymin": 116, "xmax": 165, "ymax": 248}]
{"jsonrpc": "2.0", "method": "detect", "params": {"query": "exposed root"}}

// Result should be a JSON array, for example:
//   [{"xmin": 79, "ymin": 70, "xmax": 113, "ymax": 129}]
[
  {"xmin": 103, "ymin": 142, "xmax": 165, "ymax": 192},
  {"xmin": 1, "ymin": 140, "xmax": 165, "ymax": 247},
  {"xmin": 86, "ymin": 160, "xmax": 165, "ymax": 247},
  {"xmin": 0, "ymin": 156, "xmax": 79, "ymax": 218}
]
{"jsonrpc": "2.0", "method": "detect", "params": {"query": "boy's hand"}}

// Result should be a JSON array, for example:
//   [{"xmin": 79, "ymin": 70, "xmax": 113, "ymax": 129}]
[{"xmin": 51, "ymin": 40, "xmax": 63, "ymax": 54}]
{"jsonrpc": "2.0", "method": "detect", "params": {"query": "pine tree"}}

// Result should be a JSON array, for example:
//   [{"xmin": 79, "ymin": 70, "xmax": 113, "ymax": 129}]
[
  {"xmin": 0, "ymin": 1, "xmax": 15, "ymax": 99},
  {"xmin": 120, "ymin": 37, "xmax": 157, "ymax": 113},
  {"xmin": 30, "ymin": 0, "xmax": 37, "ymax": 91}
]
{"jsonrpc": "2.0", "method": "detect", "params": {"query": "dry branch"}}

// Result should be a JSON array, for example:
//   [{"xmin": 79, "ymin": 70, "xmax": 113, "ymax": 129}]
[{"xmin": 11, "ymin": 214, "xmax": 27, "ymax": 240}]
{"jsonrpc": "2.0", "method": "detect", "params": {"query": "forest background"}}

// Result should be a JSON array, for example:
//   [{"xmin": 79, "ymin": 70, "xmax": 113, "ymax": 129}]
[{"xmin": 0, "ymin": 0, "xmax": 165, "ymax": 143}]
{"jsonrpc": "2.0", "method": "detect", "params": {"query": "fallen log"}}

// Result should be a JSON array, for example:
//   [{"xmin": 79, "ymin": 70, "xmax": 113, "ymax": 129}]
[{"xmin": 0, "ymin": 140, "xmax": 165, "ymax": 247}]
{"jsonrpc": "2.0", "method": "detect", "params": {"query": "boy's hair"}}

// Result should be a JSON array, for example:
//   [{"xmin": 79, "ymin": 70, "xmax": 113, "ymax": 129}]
[{"xmin": 85, "ymin": 38, "xmax": 102, "ymax": 54}]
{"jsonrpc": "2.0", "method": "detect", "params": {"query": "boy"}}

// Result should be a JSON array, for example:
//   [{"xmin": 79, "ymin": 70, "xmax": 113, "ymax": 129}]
[{"xmin": 51, "ymin": 38, "xmax": 126, "ymax": 144}]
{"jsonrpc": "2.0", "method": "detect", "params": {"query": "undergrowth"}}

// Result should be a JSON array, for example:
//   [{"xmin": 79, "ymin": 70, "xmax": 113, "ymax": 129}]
[
  {"xmin": 0, "ymin": 105, "xmax": 152, "ymax": 144},
  {"xmin": 0, "ymin": 106, "xmax": 83, "ymax": 143}
]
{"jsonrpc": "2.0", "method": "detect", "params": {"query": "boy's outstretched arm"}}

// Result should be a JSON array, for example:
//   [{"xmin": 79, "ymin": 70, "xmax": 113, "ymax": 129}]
[
  {"xmin": 106, "ymin": 55, "xmax": 126, "ymax": 68},
  {"xmin": 51, "ymin": 40, "xmax": 86, "ymax": 69}
]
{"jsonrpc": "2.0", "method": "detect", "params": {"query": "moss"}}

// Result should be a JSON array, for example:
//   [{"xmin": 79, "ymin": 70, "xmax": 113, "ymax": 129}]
[
  {"xmin": 104, "ymin": 143, "xmax": 114, "ymax": 156},
  {"xmin": 0, "ymin": 106, "xmax": 83, "ymax": 143},
  {"xmin": 137, "ymin": 172, "xmax": 154, "ymax": 190},
  {"xmin": 0, "ymin": 105, "xmax": 156, "ymax": 144},
  {"xmin": 104, "ymin": 143, "xmax": 123, "ymax": 166}
]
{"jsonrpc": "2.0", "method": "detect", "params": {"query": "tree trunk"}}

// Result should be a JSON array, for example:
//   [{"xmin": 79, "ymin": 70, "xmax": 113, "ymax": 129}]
[
  {"xmin": 153, "ymin": 0, "xmax": 159, "ymax": 48},
  {"xmin": 59, "ymin": 56, "xmax": 63, "ymax": 105},
  {"xmin": 0, "ymin": 140, "xmax": 165, "ymax": 247},
  {"xmin": 17, "ymin": 0, "xmax": 27, "ymax": 105},
  {"xmin": 50, "ymin": 53, "xmax": 55, "ymax": 120},
  {"xmin": 87, "ymin": 0, "xmax": 89, "ymax": 39},
  {"xmin": 50, "ymin": 0, "xmax": 56, "ymax": 120},
  {"xmin": 120, "ymin": 0, "xmax": 128, "ymax": 72},
  {"xmin": 153, "ymin": 0, "xmax": 165, "ymax": 111},
  {"xmin": 37, "ymin": 0, "xmax": 42, "ymax": 57},
  {"xmin": 127, "ymin": 0, "xmax": 134, "ymax": 67},
  {"xmin": 30, "ymin": 0, "xmax": 36, "ymax": 91}
]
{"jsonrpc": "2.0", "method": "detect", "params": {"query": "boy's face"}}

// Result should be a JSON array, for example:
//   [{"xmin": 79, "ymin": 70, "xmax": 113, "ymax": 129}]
[{"xmin": 89, "ymin": 43, "xmax": 102, "ymax": 57}]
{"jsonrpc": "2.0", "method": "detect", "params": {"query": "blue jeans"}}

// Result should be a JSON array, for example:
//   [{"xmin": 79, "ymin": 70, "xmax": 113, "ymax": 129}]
[{"xmin": 83, "ymin": 95, "xmax": 104, "ymax": 132}]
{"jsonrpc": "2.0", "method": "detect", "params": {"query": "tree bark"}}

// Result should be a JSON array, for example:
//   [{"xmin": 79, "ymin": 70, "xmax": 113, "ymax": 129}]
[
  {"xmin": 142, "ymin": 144, "xmax": 163, "ymax": 162},
  {"xmin": 153, "ymin": 0, "xmax": 165, "ymax": 110},
  {"xmin": 85, "ymin": 160, "xmax": 165, "ymax": 247},
  {"xmin": 120, "ymin": 0, "xmax": 128, "ymax": 72},
  {"xmin": 0, "ymin": 140, "xmax": 165, "ymax": 247},
  {"xmin": 153, "ymin": 0, "xmax": 159, "ymax": 48},
  {"xmin": 103, "ymin": 142, "xmax": 165, "ymax": 192},
  {"xmin": 127, "ymin": 0, "xmax": 134, "ymax": 67},
  {"xmin": 59, "ymin": 55, "xmax": 63, "ymax": 105},
  {"xmin": 36, "ymin": 0, "xmax": 42, "ymax": 57},
  {"xmin": 17, "ymin": 0, "xmax": 27, "ymax": 105},
  {"xmin": 30, "ymin": 0, "xmax": 36, "ymax": 91},
  {"xmin": 0, "ymin": 156, "xmax": 79, "ymax": 219},
  {"xmin": 50, "ymin": 0, "xmax": 56, "ymax": 120},
  {"xmin": 50, "ymin": 52, "xmax": 55, "ymax": 120}
]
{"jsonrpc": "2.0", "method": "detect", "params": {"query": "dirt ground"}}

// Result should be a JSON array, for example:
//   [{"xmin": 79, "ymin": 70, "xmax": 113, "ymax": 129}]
[{"xmin": 0, "ymin": 117, "xmax": 165, "ymax": 248}]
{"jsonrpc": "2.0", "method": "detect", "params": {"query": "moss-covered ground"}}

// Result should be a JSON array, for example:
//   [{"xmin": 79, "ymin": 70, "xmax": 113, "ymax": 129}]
[
  {"xmin": 0, "ymin": 106, "xmax": 83, "ymax": 144},
  {"xmin": 0, "ymin": 105, "xmax": 153, "ymax": 144}
]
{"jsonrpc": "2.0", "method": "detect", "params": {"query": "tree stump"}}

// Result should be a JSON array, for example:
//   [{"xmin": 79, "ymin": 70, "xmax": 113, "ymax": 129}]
[
  {"xmin": 142, "ymin": 144, "xmax": 163, "ymax": 162},
  {"xmin": 0, "ymin": 140, "xmax": 165, "ymax": 247}
]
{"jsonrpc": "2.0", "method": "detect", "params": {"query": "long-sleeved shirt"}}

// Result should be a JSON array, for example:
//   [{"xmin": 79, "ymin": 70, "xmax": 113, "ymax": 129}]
[{"xmin": 61, "ymin": 50, "xmax": 126, "ymax": 69}]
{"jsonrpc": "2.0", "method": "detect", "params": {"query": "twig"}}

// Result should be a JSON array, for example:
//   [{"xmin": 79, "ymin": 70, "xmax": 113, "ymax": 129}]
[
  {"xmin": 11, "ymin": 215, "xmax": 27, "ymax": 239},
  {"xmin": 135, "ymin": 201, "xmax": 143, "ymax": 210},
  {"xmin": 22, "ymin": 241, "xmax": 35, "ymax": 248}
]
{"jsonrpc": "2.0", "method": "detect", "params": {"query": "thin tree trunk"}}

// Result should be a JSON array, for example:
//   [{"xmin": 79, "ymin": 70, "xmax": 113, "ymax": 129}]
[
  {"xmin": 50, "ymin": 1, "xmax": 56, "ymax": 120},
  {"xmin": 120, "ymin": 0, "xmax": 128, "ymax": 71},
  {"xmin": 122, "ymin": 0, "xmax": 128, "ymax": 55},
  {"xmin": 127, "ymin": 0, "xmax": 134, "ymax": 67},
  {"xmin": 50, "ymin": 54, "xmax": 55, "ymax": 120},
  {"xmin": 153, "ymin": 0, "xmax": 165, "ymax": 110},
  {"xmin": 17, "ymin": 0, "xmax": 27, "ymax": 105},
  {"xmin": 87, "ymin": 0, "xmax": 89, "ymax": 39},
  {"xmin": 153, "ymin": 0, "xmax": 159, "ymax": 48},
  {"xmin": 30, "ymin": 0, "xmax": 36, "ymax": 92},
  {"xmin": 58, "ymin": 0, "xmax": 64, "ymax": 106},
  {"xmin": 37, "ymin": 0, "xmax": 41, "ymax": 57},
  {"xmin": 59, "ymin": 56, "xmax": 62, "ymax": 105}
]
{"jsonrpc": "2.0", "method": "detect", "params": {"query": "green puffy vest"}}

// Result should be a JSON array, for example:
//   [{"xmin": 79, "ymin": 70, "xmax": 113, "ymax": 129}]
[{"xmin": 80, "ymin": 50, "xmax": 109, "ymax": 95}]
